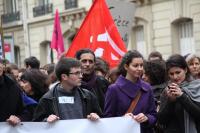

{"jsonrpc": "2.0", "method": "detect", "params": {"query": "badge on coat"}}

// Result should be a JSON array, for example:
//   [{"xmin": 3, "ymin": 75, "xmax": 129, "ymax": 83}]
[{"xmin": 58, "ymin": 96, "xmax": 74, "ymax": 104}]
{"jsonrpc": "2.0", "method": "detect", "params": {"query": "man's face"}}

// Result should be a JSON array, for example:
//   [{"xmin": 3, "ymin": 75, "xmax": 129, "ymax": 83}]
[
  {"xmin": 79, "ymin": 53, "xmax": 95, "ymax": 75},
  {"xmin": 65, "ymin": 67, "xmax": 82, "ymax": 87},
  {"xmin": 11, "ymin": 69, "xmax": 19, "ymax": 80}
]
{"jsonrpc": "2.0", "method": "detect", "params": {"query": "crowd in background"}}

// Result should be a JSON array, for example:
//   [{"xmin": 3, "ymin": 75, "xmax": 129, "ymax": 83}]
[{"xmin": 0, "ymin": 49, "xmax": 200, "ymax": 133}]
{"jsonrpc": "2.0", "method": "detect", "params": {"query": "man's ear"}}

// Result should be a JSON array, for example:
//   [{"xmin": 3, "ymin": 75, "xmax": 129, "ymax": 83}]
[{"xmin": 61, "ymin": 74, "xmax": 68, "ymax": 81}]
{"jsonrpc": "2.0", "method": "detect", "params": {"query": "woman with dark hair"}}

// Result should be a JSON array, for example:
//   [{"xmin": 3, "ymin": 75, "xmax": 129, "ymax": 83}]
[
  {"xmin": 143, "ymin": 60, "xmax": 167, "ymax": 109},
  {"xmin": 104, "ymin": 50, "xmax": 157, "ymax": 133},
  {"xmin": 16, "ymin": 69, "xmax": 49, "ymax": 121},
  {"xmin": 158, "ymin": 54, "xmax": 200, "ymax": 133},
  {"xmin": 107, "ymin": 67, "xmax": 120, "ymax": 84},
  {"xmin": 95, "ymin": 57, "xmax": 110, "ymax": 78},
  {"xmin": 20, "ymin": 69, "xmax": 49, "ymax": 102}
]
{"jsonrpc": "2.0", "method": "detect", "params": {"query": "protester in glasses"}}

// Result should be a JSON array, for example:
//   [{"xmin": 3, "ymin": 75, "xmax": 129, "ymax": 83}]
[
  {"xmin": 104, "ymin": 50, "xmax": 157, "ymax": 133},
  {"xmin": 158, "ymin": 54, "xmax": 200, "ymax": 133},
  {"xmin": 33, "ymin": 58, "xmax": 102, "ymax": 122}
]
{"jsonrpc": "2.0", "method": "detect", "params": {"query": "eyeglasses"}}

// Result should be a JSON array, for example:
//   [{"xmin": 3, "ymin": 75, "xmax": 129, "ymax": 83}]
[{"xmin": 69, "ymin": 71, "xmax": 83, "ymax": 76}]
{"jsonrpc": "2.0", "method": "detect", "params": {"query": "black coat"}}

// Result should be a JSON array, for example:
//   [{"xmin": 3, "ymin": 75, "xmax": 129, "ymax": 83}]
[
  {"xmin": 0, "ymin": 74, "xmax": 24, "ymax": 121},
  {"xmin": 32, "ymin": 84, "xmax": 102, "ymax": 121},
  {"xmin": 158, "ymin": 91, "xmax": 200, "ymax": 133}
]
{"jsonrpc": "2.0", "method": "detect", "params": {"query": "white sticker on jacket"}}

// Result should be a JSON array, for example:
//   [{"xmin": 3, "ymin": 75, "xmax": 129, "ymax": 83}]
[{"xmin": 58, "ymin": 96, "xmax": 74, "ymax": 104}]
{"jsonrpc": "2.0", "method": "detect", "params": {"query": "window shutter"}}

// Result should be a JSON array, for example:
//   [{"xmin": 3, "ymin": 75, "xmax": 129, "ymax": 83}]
[
  {"xmin": 136, "ymin": 26, "xmax": 146, "ymax": 56},
  {"xmin": 179, "ymin": 21, "xmax": 195, "ymax": 55}
]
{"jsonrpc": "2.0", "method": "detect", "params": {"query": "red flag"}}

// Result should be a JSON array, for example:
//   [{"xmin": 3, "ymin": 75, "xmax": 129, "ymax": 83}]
[
  {"xmin": 65, "ymin": 0, "xmax": 127, "ymax": 67},
  {"xmin": 51, "ymin": 9, "xmax": 64, "ymax": 58}
]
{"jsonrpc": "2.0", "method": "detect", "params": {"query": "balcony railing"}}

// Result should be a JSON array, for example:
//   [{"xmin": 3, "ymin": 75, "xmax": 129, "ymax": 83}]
[
  {"xmin": 33, "ymin": 3, "xmax": 53, "ymax": 17},
  {"xmin": 1, "ymin": 11, "xmax": 20, "ymax": 23},
  {"xmin": 65, "ymin": 0, "xmax": 78, "ymax": 10}
]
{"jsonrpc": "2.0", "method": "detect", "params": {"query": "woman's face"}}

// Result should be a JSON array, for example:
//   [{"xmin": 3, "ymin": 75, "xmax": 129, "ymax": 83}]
[
  {"xmin": 142, "ymin": 72, "xmax": 150, "ymax": 83},
  {"xmin": 168, "ymin": 67, "xmax": 187, "ymax": 84},
  {"xmin": 125, "ymin": 57, "xmax": 144, "ymax": 81},
  {"xmin": 188, "ymin": 58, "xmax": 200, "ymax": 77},
  {"xmin": 20, "ymin": 80, "xmax": 33, "ymax": 95}
]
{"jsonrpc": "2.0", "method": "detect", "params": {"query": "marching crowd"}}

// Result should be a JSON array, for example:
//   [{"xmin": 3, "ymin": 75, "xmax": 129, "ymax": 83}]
[{"xmin": 0, "ymin": 48, "xmax": 200, "ymax": 133}]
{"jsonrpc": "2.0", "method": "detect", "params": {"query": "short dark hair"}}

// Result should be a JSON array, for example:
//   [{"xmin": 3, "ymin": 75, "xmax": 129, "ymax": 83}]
[
  {"xmin": 95, "ymin": 57, "xmax": 109, "ymax": 76},
  {"xmin": 55, "ymin": 58, "xmax": 81, "ymax": 81},
  {"xmin": 118, "ymin": 50, "xmax": 143, "ymax": 77},
  {"xmin": 75, "ymin": 48, "xmax": 95, "ymax": 61},
  {"xmin": 24, "ymin": 56, "xmax": 40, "ymax": 69},
  {"xmin": 148, "ymin": 51, "xmax": 163, "ymax": 61},
  {"xmin": 47, "ymin": 64, "xmax": 55, "ymax": 75},
  {"xmin": 166, "ymin": 54, "xmax": 191, "ymax": 81},
  {"xmin": 143, "ymin": 60, "xmax": 166, "ymax": 85},
  {"xmin": 42, "ymin": 63, "xmax": 55, "ymax": 75}
]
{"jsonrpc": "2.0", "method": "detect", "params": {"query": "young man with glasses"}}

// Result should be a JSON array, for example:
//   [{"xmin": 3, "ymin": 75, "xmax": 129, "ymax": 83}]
[{"xmin": 33, "ymin": 58, "xmax": 102, "ymax": 122}]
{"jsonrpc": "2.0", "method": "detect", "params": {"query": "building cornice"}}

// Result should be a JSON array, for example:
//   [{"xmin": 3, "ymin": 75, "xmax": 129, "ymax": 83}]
[{"xmin": 2, "ymin": 8, "xmax": 86, "ymax": 29}]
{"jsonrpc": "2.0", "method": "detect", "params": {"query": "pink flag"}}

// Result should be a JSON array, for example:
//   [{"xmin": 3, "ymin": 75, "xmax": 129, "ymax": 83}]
[{"xmin": 51, "ymin": 9, "xmax": 64, "ymax": 58}]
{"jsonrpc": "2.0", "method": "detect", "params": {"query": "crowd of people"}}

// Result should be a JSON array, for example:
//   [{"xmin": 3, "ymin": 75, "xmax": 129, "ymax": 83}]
[{"xmin": 0, "ymin": 48, "xmax": 200, "ymax": 133}]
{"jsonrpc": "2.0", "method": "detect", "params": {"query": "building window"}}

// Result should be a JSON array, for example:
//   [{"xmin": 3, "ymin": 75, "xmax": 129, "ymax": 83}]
[
  {"xmin": 40, "ymin": 41, "xmax": 54, "ymax": 66},
  {"xmin": 135, "ymin": 26, "xmax": 147, "ymax": 56},
  {"xmin": 33, "ymin": 0, "xmax": 53, "ymax": 17},
  {"xmin": 2, "ymin": 0, "xmax": 20, "ymax": 23},
  {"xmin": 38, "ymin": 0, "xmax": 50, "ymax": 6},
  {"xmin": 14, "ymin": 46, "xmax": 20, "ymax": 66},
  {"xmin": 65, "ymin": 0, "xmax": 78, "ymax": 10},
  {"xmin": 3, "ymin": 0, "xmax": 18, "ymax": 14},
  {"xmin": 179, "ymin": 21, "xmax": 194, "ymax": 55}
]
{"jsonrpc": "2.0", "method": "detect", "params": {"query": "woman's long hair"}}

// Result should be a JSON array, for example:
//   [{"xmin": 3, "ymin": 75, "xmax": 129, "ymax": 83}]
[{"xmin": 21, "ymin": 69, "xmax": 49, "ymax": 101}]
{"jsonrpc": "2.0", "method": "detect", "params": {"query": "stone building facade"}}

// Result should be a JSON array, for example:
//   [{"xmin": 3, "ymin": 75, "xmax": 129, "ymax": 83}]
[
  {"xmin": 0, "ymin": 0, "xmax": 92, "ymax": 67},
  {"xmin": 130, "ymin": 0, "xmax": 200, "ymax": 59},
  {"xmin": 0, "ymin": 0, "xmax": 200, "ymax": 66}
]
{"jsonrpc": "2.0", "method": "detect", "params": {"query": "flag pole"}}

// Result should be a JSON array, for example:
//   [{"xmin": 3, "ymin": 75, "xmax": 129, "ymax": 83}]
[
  {"xmin": 0, "ymin": 15, "xmax": 5, "ymax": 59},
  {"xmin": 50, "ymin": 48, "xmax": 54, "ymax": 63}
]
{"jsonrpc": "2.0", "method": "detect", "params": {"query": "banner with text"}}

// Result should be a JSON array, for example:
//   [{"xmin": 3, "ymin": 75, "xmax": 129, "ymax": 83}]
[
  {"xmin": 106, "ymin": 0, "xmax": 136, "ymax": 46},
  {"xmin": 0, "ymin": 117, "xmax": 140, "ymax": 133}
]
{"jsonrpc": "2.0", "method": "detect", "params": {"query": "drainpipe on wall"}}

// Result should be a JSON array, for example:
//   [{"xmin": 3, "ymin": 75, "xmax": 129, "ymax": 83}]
[{"xmin": 22, "ymin": 0, "xmax": 31, "ymax": 57}]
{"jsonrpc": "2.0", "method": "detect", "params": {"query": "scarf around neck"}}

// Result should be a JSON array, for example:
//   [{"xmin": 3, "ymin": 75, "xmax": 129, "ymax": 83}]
[
  {"xmin": 180, "ymin": 79, "xmax": 200, "ymax": 133},
  {"xmin": 81, "ymin": 72, "xmax": 97, "ymax": 90}
]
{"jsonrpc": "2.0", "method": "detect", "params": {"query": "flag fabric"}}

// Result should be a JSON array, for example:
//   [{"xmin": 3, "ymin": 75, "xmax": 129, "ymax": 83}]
[
  {"xmin": 50, "ymin": 9, "xmax": 65, "ymax": 59},
  {"xmin": 65, "ymin": 0, "xmax": 127, "ymax": 68},
  {"xmin": 0, "ymin": 27, "xmax": 4, "ymax": 59}
]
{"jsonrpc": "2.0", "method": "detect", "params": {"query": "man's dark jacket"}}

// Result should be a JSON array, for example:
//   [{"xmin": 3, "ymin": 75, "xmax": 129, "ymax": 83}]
[{"xmin": 32, "ymin": 83, "xmax": 102, "ymax": 121}]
